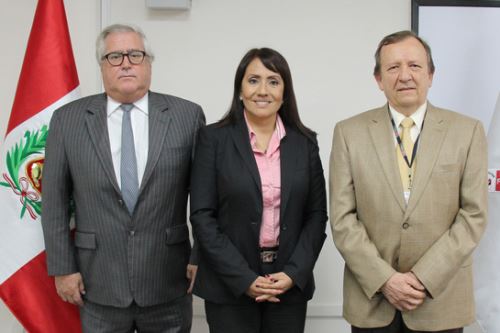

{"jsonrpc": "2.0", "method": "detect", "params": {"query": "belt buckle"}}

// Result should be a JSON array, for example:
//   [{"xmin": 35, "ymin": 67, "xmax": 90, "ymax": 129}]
[{"xmin": 260, "ymin": 250, "xmax": 277, "ymax": 263}]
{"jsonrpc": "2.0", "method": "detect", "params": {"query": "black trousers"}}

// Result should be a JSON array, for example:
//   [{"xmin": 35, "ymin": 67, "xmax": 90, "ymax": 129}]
[
  {"xmin": 351, "ymin": 311, "xmax": 463, "ymax": 333},
  {"xmin": 205, "ymin": 260, "xmax": 307, "ymax": 333},
  {"xmin": 205, "ymin": 300, "xmax": 307, "ymax": 333}
]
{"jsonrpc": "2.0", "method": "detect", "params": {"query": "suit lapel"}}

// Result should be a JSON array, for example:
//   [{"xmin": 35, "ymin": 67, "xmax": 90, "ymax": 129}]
[
  {"xmin": 404, "ymin": 104, "xmax": 448, "ymax": 217},
  {"xmin": 230, "ymin": 114, "xmax": 262, "ymax": 194},
  {"xmin": 368, "ymin": 106, "xmax": 406, "ymax": 211},
  {"xmin": 139, "ymin": 92, "xmax": 171, "ymax": 193},
  {"xmin": 85, "ymin": 94, "xmax": 121, "ymax": 195},
  {"xmin": 280, "ymin": 128, "xmax": 298, "ymax": 220}
]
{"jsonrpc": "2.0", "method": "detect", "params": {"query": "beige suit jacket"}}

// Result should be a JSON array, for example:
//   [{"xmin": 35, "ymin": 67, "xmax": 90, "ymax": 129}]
[{"xmin": 330, "ymin": 103, "xmax": 487, "ymax": 331}]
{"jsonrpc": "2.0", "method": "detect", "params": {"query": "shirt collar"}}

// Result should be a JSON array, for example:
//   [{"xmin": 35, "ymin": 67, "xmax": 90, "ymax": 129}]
[
  {"xmin": 244, "ymin": 112, "xmax": 286, "ymax": 152},
  {"xmin": 389, "ymin": 102, "xmax": 427, "ymax": 131},
  {"xmin": 107, "ymin": 93, "xmax": 149, "ymax": 117}
]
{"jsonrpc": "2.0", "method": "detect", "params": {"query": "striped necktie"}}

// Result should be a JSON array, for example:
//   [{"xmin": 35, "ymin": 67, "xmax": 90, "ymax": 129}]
[{"xmin": 120, "ymin": 103, "xmax": 139, "ymax": 215}]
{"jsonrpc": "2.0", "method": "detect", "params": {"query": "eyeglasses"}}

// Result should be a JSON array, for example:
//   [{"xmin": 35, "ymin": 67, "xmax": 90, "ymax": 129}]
[{"xmin": 102, "ymin": 50, "xmax": 147, "ymax": 66}]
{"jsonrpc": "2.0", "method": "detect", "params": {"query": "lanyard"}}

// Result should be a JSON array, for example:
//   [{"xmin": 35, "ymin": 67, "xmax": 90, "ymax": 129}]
[{"xmin": 388, "ymin": 107, "xmax": 424, "ymax": 169}]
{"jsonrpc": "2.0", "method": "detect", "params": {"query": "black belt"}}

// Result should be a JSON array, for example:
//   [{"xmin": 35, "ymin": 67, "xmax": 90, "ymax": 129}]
[{"xmin": 260, "ymin": 247, "xmax": 278, "ymax": 263}]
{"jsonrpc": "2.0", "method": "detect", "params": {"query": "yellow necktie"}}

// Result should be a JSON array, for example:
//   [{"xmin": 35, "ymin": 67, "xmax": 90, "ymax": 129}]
[{"xmin": 397, "ymin": 117, "xmax": 415, "ymax": 191}]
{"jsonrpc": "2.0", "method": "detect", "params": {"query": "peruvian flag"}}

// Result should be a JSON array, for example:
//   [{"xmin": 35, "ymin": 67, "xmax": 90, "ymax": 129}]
[{"xmin": 0, "ymin": 0, "xmax": 81, "ymax": 331}]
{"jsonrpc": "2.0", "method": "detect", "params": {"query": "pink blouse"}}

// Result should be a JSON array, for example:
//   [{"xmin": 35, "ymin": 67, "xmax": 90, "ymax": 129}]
[{"xmin": 244, "ymin": 113, "xmax": 286, "ymax": 248}]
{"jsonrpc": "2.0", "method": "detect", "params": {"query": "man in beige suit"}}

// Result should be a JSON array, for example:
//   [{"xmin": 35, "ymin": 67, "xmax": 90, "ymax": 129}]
[{"xmin": 330, "ymin": 30, "xmax": 487, "ymax": 332}]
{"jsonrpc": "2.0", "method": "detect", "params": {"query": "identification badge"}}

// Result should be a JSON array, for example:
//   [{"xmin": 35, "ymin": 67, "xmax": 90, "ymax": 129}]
[
  {"xmin": 403, "ymin": 191, "xmax": 411, "ymax": 204},
  {"xmin": 488, "ymin": 169, "xmax": 500, "ymax": 192}
]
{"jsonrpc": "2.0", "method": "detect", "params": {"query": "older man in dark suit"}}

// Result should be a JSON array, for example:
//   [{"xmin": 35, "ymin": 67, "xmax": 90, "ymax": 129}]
[{"xmin": 41, "ymin": 24, "xmax": 205, "ymax": 332}]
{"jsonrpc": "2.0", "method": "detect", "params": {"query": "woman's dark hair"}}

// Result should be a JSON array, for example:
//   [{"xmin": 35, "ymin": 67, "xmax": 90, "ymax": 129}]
[{"xmin": 218, "ymin": 47, "xmax": 316, "ymax": 141}]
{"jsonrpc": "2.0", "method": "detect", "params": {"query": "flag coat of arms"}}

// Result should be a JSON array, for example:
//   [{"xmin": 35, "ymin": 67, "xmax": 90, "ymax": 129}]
[{"xmin": 0, "ymin": 0, "xmax": 82, "ymax": 331}]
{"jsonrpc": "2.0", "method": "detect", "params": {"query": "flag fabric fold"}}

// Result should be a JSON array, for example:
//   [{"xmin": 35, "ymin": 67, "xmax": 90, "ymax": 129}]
[
  {"xmin": 475, "ymin": 92, "xmax": 500, "ymax": 333},
  {"xmin": 0, "ymin": 0, "xmax": 81, "ymax": 331}
]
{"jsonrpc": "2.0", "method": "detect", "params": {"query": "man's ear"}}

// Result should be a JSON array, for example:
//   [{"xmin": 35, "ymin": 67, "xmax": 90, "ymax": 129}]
[
  {"xmin": 428, "ymin": 72, "xmax": 434, "ymax": 88},
  {"xmin": 374, "ymin": 74, "xmax": 384, "ymax": 91}
]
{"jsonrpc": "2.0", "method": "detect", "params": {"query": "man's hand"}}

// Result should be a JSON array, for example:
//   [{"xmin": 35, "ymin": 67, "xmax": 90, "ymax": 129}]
[
  {"xmin": 246, "ymin": 276, "xmax": 283, "ymax": 301},
  {"xmin": 186, "ymin": 264, "xmax": 197, "ymax": 294},
  {"xmin": 381, "ymin": 272, "xmax": 426, "ymax": 311},
  {"xmin": 55, "ymin": 273, "xmax": 85, "ymax": 306}
]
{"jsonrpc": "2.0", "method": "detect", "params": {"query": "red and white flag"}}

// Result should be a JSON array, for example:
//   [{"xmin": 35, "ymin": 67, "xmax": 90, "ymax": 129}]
[
  {"xmin": 0, "ymin": 0, "xmax": 81, "ymax": 331},
  {"xmin": 475, "ymin": 92, "xmax": 500, "ymax": 333}
]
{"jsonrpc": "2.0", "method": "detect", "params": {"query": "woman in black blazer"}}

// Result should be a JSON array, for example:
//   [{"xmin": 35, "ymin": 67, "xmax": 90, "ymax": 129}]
[{"xmin": 190, "ymin": 48, "xmax": 327, "ymax": 333}]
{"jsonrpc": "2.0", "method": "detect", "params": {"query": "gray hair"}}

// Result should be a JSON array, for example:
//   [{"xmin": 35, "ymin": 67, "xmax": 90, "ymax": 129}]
[{"xmin": 96, "ymin": 23, "xmax": 155, "ymax": 64}]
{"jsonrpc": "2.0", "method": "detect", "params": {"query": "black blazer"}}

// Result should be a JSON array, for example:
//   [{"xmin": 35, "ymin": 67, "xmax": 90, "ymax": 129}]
[{"xmin": 190, "ymin": 112, "xmax": 327, "ymax": 304}]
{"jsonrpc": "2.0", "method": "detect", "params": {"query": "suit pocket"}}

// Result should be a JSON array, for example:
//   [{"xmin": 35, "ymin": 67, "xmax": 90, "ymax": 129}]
[
  {"xmin": 74, "ymin": 232, "xmax": 97, "ymax": 283},
  {"xmin": 164, "ymin": 146, "xmax": 190, "ymax": 161},
  {"xmin": 75, "ymin": 232, "xmax": 97, "ymax": 249},
  {"xmin": 157, "ymin": 147, "xmax": 191, "ymax": 177},
  {"xmin": 433, "ymin": 163, "xmax": 460, "ymax": 173},
  {"xmin": 165, "ymin": 144, "xmax": 190, "ymax": 150},
  {"xmin": 166, "ymin": 224, "xmax": 189, "ymax": 244}
]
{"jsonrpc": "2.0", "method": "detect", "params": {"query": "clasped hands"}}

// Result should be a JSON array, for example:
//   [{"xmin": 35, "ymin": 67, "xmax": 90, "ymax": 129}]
[
  {"xmin": 246, "ymin": 272, "xmax": 293, "ymax": 303},
  {"xmin": 381, "ymin": 272, "xmax": 427, "ymax": 312}
]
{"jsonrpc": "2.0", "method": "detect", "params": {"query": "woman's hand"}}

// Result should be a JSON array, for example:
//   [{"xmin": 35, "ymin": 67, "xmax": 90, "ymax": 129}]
[
  {"xmin": 267, "ymin": 272, "xmax": 294, "ymax": 293},
  {"xmin": 246, "ymin": 276, "xmax": 283, "ymax": 301},
  {"xmin": 186, "ymin": 264, "xmax": 198, "ymax": 293},
  {"xmin": 248, "ymin": 272, "xmax": 294, "ymax": 302}
]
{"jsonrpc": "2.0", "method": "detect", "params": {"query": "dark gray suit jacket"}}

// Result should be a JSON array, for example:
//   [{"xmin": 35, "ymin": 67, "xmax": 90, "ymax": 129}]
[{"xmin": 42, "ymin": 91, "xmax": 205, "ymax": 307}]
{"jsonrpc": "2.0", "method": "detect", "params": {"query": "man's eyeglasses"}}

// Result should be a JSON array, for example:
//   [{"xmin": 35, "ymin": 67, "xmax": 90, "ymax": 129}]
[{"xmin": 102, "ymin": 50, "xmax": 147, "ymax": 66}]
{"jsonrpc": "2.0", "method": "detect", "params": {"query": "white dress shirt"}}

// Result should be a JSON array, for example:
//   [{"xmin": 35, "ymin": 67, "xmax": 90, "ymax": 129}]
[
  {"xmin": 107, "ymin": 94, "xmax": 149, "ymax": 188},
  {"xmin": 389, "ymin": 102, "xmax": 427, "ymax": 145},
  {"xmin": 389, "ymin": 102, "xmax": 427, "ymax": 202}
]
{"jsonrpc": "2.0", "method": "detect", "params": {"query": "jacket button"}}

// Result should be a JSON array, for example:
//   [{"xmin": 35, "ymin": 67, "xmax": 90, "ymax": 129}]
[
  {"xmin": 402, "ymin": 222, "xmax": 409, "ymax": 229},
  {"xmin": 129, "ymin": 230, "xmax": 135, "ymax": 236},
  {"xmin": 282, "ymin": 225, "xmax": 287, "ymax": 231},
  {"xmin": 118, "ymin": 199, "xmax": 124, "ymax": 205}
]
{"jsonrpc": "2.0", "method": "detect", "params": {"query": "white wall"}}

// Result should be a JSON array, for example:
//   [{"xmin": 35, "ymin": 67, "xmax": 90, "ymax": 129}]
[{"xmin": 0, "ymin": 0, "xmax": 482, "ymax": 332}]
